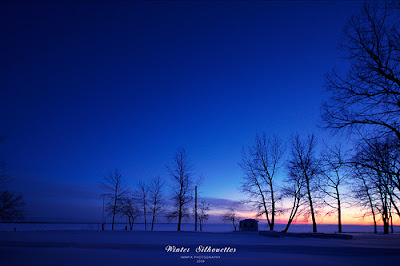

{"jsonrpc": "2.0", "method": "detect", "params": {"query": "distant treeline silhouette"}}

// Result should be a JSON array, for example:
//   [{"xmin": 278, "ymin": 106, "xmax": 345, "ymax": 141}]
[{"xmin": 100, "ymin": 147, "xmax": 209, "ymax": 232}]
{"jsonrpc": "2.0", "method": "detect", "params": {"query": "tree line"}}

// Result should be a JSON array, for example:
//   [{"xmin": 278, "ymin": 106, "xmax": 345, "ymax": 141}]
[
  {"xmin": 100, "ymin": 148, "xmax": 210, "ymax": 231},
  {"xmin": 238, "ymin": 2, "xmax": 400, "ymax": 234}
]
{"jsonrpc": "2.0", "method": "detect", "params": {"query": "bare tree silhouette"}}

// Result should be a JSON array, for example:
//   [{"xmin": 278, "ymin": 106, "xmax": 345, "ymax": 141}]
[
  {"xmin": 0, "ymin": 190, "xmax": 25, "ymax": 221},
  {"xmin": 99, "ymin": 169, "xmax": 128, "ymax": 230},
  {"xmin": 239, "ymin": 133, "xmax": 285, "ymax": 231},
  {"xmin": 117, "ymin": 196, "xmax": 140, "ymax": 230},
  {"xmin": 352, "ymin": 137, "xmax": 400, "ymax": 234},
  {"xmin": 137, "ymin": 181, "xmax": 149, "ymax": 231},
  {"xmin": 280, "ymin": 169, "xmax": 305, "ymax": 233},
  {"xmin": 352, "ymin": 169, "xmax": 378, "ymax": 234},
  {"xmin": 322, "ymin": 2, "xmax": 400, "ymax": 142},
  {"xmin": 166, "ymin": 147, "xmax": 194, "ymax": 231},
  {"xmin": 197, "ymin": 199, "xmax": 209, "ymax": 232},
  {"xmin": 148, "ymin": 176, "xmax": 165, "ymax": 231},
  {"xmin": 288, "ymin": 134, "xmax": 320, "ymax": 233},
  {"xmin": 320, "ymin": 144, "xmax": 351, "ymax": 233},
  {"xmin": 222, "ymin": 203, "xmax": 241, "ymax": 232}
]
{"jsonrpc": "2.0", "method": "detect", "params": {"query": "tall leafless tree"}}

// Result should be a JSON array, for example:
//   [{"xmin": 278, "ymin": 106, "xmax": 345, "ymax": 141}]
[
  {"xmin": 197, "ymin": 199, "xmax": 209, "ymax": 232},
  {"xmin": 100, "ymin": 169, "xmax": 128, "ymax": 230},
  {"xmin": 222, "ymin": 205, "xmax": 241, "ymax": 232},
  {"xmin": 117, "ymin": 196, "xmax": 141, "ymax": 230},
  {"xmin": 137, "ymin": 181, "xmax": 149, "ymax": 231},
  {"xmin": 320, "ymin": 144, "xmax": 351, "ymax": 233},
  {"xmin": 148, "ymin": 176, "xmax": 165, "ymax": 231},
  {"xmin": 320, "ymin": 1, "xmax": 400, "ymax": 233},
  {"xmin": 321, "ymin": 2, "xmax": 400, "ymax": 142},
  {"xmin": 280, "ymin": 169, "xmax": 306, "ymax": 233},
  {"xmin": 166, "ymin": 147, "xmax": 194, "ymax": 231},
  {"xmin": 239, "ymin": 133, "xmax": 284, "ymax": 231},
  {"xmin": 288, "ymin": 134, "xmax": 320, "ymax": 233},
  {"xmin": 319, "ymin": 0, "xmax": 400, "ymax": 235},
  {"xmin": 352, "ymin": 136, "xmax": 400, "ymax": 210},
  {"xmin": 352, "ymin": 168, "xmax": 378, "ymax": 233},
  {"xmin": 352, "ymin": 137, "xmax": 400, "ymax": 234}
]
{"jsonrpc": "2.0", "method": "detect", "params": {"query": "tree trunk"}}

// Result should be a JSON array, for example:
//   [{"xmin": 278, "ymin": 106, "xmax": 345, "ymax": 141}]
[
  {"xmin": 383, "ymin": 219, "xmax": 389, "ymax": 234},
  {"xmin": 256, "ymin": 181, "xmax": 271, "ymax": 230},
  {"xmin": 383, "ymin": 203, "xmax": 389, "ymax": 234},
  {"xmin": 282, "ymin": 219, "xmax": 293, "ymax": 233},
  {"xmin": 112, "ymin": 196, "xmax": 117, "ymax": 231},
  {"xmin": 283, "ymin": 194, "xmax": 301, "ymax": 233},
  {"xmin": 270, "ymin": 182, "xmax": 275, "ymax": 231},
  {"xmin": 111, "ymin": 213, "xmax": 115, "ymax": 231},
  {"xmin": 372, "ymin": 213, "xmax": 377, "ymax": 234},
  {"xmin": 363, "ymin": 179, "xmax": 377, "ymax": 233},
  {"xmin": 178, "ymin": 201, "xmax": 182, "ymax": 231},
  {"xmin": 390, "ymin": 211, "xmax": 394, "ymax": 233},
  {"xmin": 143, "ymin": 199, "xmax": 147, "ymax": 231},
  {"xmin": 338, "ymin": 203, "xmax": 342, "ymax": 233},
  {"xmin": 151, "ymin": 212, "xmax": 155, "ymax": 231},
  {"xmin": 379, "ymin": 184, "xmax": 389, "ymax": 234},
  {"xmin": 195, "ymin": 186, "xmax": 197, "ymax": 231},
  {"xmin": 389, "ymin": 193, "xmax": 400, "ymax": 218},
  {"xmin": 129, "ymin": 217, "xmax": 133, "ymax": 230},
  {"xmin": 306, "ymin": 177, "xmax": 317, "ymax": 233},
  {"xmin": 336, "ymin": 187, "xmax": 342, "ymax": 233}
]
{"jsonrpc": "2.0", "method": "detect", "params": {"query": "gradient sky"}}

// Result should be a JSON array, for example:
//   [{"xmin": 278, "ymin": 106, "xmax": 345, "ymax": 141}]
[{"xmin": 0, "ymin": 1, "xmax": 374, "ymax": 223}]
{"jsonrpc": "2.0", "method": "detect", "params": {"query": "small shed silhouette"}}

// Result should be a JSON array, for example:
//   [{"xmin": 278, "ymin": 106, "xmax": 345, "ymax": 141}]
[{"xmin": 239, "ymin": 219, "xmax": 259, "ymax": 232}]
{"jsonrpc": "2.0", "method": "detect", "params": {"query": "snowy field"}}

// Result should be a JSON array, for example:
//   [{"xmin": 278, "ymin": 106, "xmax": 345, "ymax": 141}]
[{"xmin": 1, "ymin": 225, "xmax": 400, "ymax": 266}]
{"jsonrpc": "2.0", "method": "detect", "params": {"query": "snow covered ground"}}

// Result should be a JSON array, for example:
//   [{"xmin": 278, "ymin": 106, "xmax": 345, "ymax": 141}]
[{"xmin": 1, "ymin": 229, "xmax": 400, "ymax": 265}]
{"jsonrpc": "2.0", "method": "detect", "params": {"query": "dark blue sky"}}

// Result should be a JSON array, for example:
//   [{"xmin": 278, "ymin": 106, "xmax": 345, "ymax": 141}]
[{"xmin": 0, "ymin": 1, "xmax": 363, "ymax": 222}]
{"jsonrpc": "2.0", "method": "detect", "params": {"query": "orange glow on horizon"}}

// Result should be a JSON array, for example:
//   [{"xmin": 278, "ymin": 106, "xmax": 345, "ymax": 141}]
[{"xmin": 211, "ymin": 207, "xmax": 400, "ymax": 226}]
